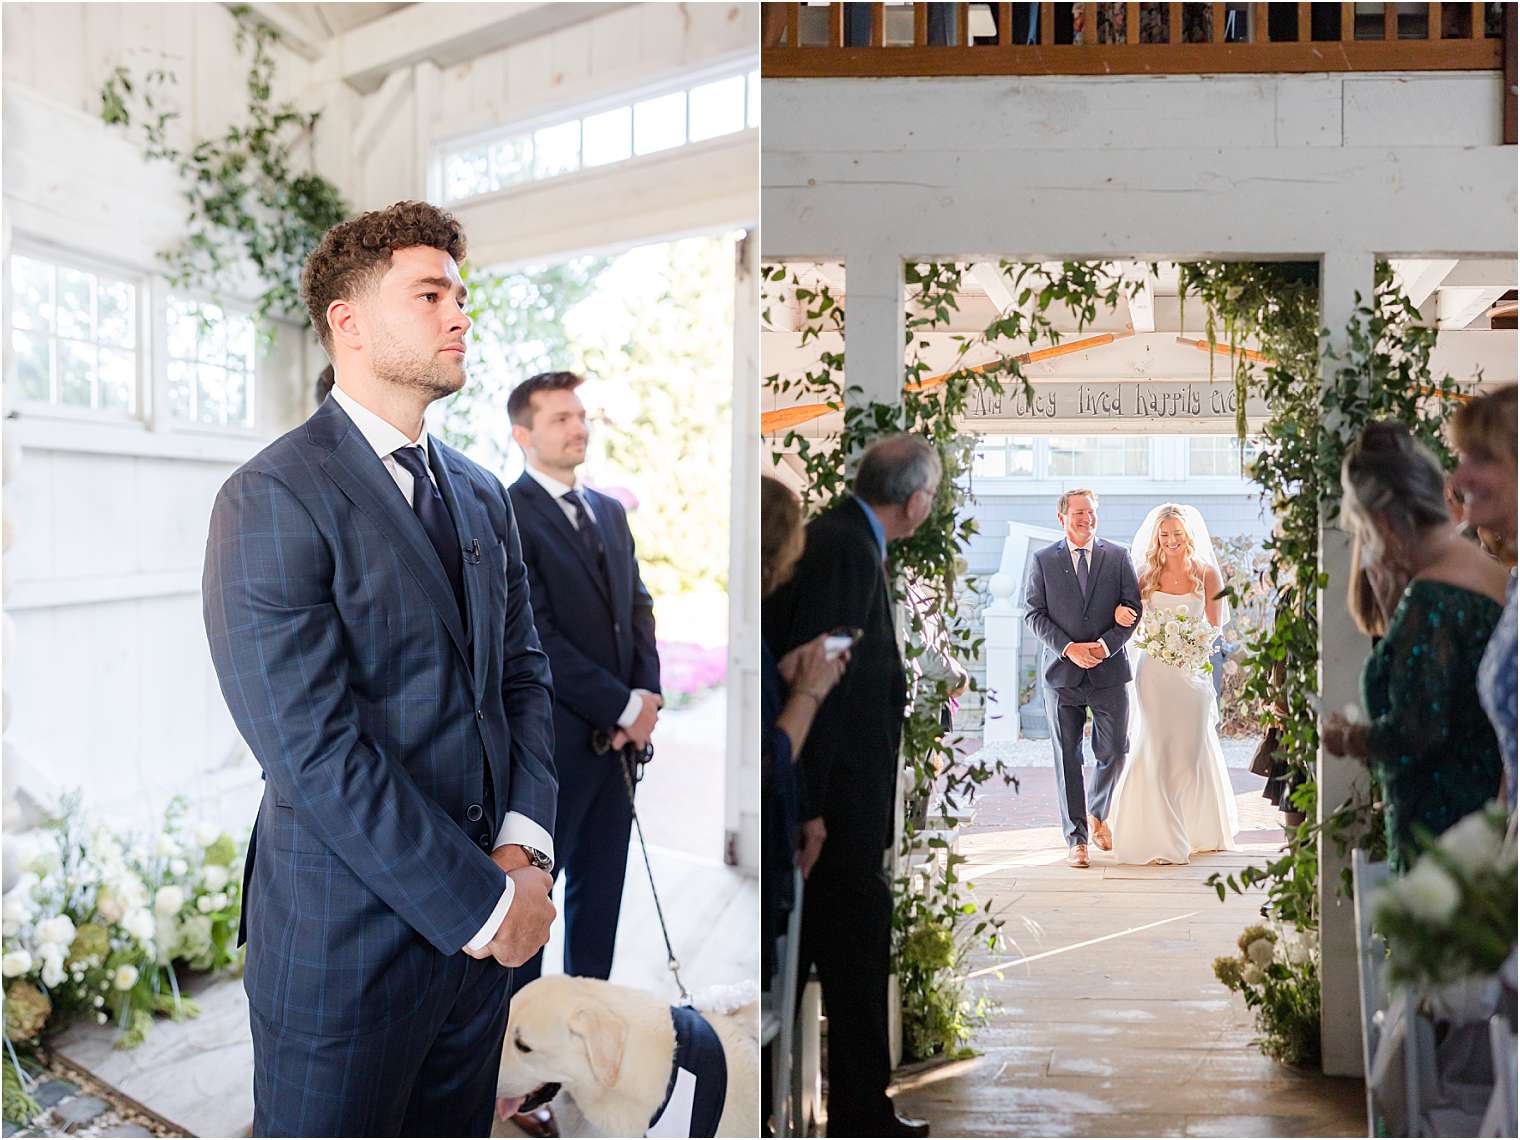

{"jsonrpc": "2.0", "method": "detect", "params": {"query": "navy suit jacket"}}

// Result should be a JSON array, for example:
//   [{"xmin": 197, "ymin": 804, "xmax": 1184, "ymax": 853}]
[
  {"xmin": 202, "ymin": 398, "xmax": 556, "ymax": 1038},
  {"xmin": 507, "ymin": 474, "xmax": 660, "ymax": 770},
  {"xmin": 1025, "ymin": 537, "xmax": 1143, "ymax": 690}
]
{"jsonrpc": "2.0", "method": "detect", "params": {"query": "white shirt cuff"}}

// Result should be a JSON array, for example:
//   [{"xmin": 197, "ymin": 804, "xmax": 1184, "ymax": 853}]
[
  {"xmin": 493, "ymin": 811, "xmax": 555, "ymax": 868},
  {"xmin": 617, "ymin": 690, "xmax": 647, "ymax": 729},
  {"xmin": 464, "ymin": 875, "xmax": 515, "ymax": 952},
  {"xmin": 1061, "ymin": 641, "xmax": 1073, "ymax": 657}
]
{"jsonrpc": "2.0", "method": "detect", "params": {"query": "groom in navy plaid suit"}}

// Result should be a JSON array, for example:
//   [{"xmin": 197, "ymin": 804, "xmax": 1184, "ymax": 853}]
[{"xmin": 203, "ymin": 202, "xmax": 557, "ymax": 1137}]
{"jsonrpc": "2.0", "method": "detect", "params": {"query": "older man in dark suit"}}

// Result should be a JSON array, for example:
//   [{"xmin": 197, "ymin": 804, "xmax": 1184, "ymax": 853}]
[
  {"xmin": 203, "ymin": 202, "xmax": 557, "ymax": 1137},
  {"xmin": 763, "ymin": 433, "xmax": 942, "ymax": 1138}
]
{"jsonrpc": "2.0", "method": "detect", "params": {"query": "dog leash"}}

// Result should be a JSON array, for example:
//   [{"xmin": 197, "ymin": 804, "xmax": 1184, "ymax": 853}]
[{"xmin": 595, "ymin": 731, "xmax": 693, "ymax": 1006}]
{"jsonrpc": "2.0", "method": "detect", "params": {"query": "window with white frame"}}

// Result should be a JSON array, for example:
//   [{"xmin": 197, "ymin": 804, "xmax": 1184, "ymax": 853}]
[
  {"xmin": 972, "ymin": 437, "xmax": 1035, "ymax": 478},
  {"xmin": 1048, "ymin": 436, "xmax": 1151, "ymax": 478},
  {"xmin": 7, "ymin": 252, "xmax": 141, "ymax": 415},
  {"xmin": 165, "ymin": 297, "xmax": 256, "ymax": 429},
  {"xmin": 1188, "ymin": 435, "xmax": 1263, "ymax": 477},
  {"xmin": 441, "ymin": 64, "xmax": 760, "ymax": 205}
]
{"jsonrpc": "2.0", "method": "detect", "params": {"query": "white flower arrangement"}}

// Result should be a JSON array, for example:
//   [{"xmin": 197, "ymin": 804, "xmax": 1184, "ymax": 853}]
[
  {"xmin": 1372, "ymin": 800, "xmax": 1517, "ymax": 1015},
  {"xmin": 0, "ymin": 792, "xmax": 244, "ymax": 1051},
  {"xmin": 1133, "ymin": 604, "xmax": 1216, "ymax": 676}
]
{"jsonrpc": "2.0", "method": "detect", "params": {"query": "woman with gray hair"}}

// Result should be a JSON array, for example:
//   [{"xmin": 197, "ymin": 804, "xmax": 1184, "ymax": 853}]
[{"xmin": 1323, "ymin": 421, "xmax": 1509, "ymax": 870}]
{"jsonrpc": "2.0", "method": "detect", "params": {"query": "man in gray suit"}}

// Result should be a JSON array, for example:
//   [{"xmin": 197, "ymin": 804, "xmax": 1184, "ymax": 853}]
[{"xmin": 1024, "ymin": 489, "xmax": 1143, "ymax": 868}]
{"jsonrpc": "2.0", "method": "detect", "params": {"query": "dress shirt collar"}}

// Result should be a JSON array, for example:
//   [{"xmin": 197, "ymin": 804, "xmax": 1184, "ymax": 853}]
[
  {"xmin": 852, "ymin": 496, "xmax": 888, "ymax": 561},
  {"xmin": 524, "ymin": 461, "xmax": 587, "ymax": 501},
  {"xmin": 331, "ymin": 383, "xmax": 430, "ymax": 463},
  {"xmin": 1066, "ymin": 536, "xmax": 1095, "ymax": 558}
]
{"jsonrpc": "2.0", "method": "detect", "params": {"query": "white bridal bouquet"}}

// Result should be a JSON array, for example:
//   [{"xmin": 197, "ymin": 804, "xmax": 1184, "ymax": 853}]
[{"xmin": 1133, "ymin": 604, "xmax": 1216, "ymax": 676}]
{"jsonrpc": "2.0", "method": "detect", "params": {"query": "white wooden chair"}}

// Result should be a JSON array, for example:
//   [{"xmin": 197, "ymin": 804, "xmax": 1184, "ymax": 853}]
[
  {"xmin": 1478, "ymin": 1014, "xmax": 1517, "ymax": 1138},
  {"xmin": 1353, "ymin": 849, "xmax": 1392, "ymax": 1136}
]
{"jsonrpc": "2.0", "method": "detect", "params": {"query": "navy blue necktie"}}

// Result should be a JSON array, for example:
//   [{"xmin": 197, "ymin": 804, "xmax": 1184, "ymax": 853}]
[
  {"xmin": 392, "ymin": 446, "xmax": 465, "ymax": 620},
  {"xmin": 1076, "ymin": 547, "xmax": 1091, "ymax": 597},
  {"xmin": 562, "ymin": 489, "xmax": 607, "ymax": 578}
]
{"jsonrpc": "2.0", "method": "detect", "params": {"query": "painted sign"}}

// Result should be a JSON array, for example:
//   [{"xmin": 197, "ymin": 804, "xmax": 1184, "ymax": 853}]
[{"xmin": 962, "ymin": 380, "xmax": 1270, "ymax": 424}]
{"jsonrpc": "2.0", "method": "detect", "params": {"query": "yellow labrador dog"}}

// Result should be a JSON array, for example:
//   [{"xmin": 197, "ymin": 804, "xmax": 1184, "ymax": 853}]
[{"xmin": 496, "ymin": 976, "xmax": 758, "ymax": 1137}]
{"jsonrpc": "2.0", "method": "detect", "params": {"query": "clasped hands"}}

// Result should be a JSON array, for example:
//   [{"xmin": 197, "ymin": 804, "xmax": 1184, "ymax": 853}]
[
  {"xmin": 610, "ymin": 690, "xmax": 663, "ymax": 752},
  {"xmin": 463, "ymin": 845, "xmax": 556, "ymax": 968},
  {"xmin": 1064, "ymin": 604, "xmax": 1136, "ymax": 670}
]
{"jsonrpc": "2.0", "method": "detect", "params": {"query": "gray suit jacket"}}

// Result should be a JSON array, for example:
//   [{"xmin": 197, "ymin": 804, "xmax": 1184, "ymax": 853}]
[{"xmin": 1025, "ymin": 537, "xmax": 1143, "ymax": 690}]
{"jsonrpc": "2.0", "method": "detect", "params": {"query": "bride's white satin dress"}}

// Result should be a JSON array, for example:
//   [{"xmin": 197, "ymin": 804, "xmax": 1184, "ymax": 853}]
[{"xmin": 1107, "ymin": 590, "xmax": 1239, "ymax": 865}]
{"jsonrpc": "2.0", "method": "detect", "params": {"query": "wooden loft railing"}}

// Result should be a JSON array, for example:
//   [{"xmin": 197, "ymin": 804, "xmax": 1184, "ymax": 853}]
[{"xmin": 762, "ymin": 2, "xmax": 1508, "ymax": 77}]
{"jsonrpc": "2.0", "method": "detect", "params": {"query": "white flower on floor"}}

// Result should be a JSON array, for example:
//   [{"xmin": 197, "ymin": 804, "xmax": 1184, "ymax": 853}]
[
  {"xmin": 1246, "ymin": 938, "xmax": 1275, "ymax": 967},
  {"xmin": 201, "ymin": 865, "xmax": 229, "ymax": 892},
  {"xmin": 35, "ymin": 914, "xmax": 75, "ymax": 948},
  {"xmin": 1394, "ymin": 859, "xmax": 1460, "ymax": 924},
  {"xmin": 113, "ymin": 964, "xmax": 139, "ymax": 991},
  {"xmin": 1437, "ymin": 811, "xmax": 1502, "ymax": 876},
  {"xmin": 155, "ymin": 886, "xmax": 186, "ymax": 917},
  {"xmin": 2, "ymin": 950, "xmax": 32, "ymax": 977},
  {"xmin": 97, "ymin": 1013, "xmax": 108, "ymax": 1024}
]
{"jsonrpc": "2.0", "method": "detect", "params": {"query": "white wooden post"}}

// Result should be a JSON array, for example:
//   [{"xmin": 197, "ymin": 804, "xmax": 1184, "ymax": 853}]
[
  {"xmin": 1318, "ymin": 250, "xmax": 1376, "ymax": 1078},
  {"xmin": 981, "ymin": 521, "xmax": 1064, "ymax": 746}
]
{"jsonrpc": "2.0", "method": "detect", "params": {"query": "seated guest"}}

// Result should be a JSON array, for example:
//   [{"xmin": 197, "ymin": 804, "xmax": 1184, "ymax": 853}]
[
  {"xmin": 1451, "ymin": 385, "xmax": 1518, "ymax": 805},
  {"xmin": 761, "ymin": 475, "xmax": 846, "ymax": 986},
  {"xmin": 1324, "ymin": 422, "xmax": 1509, "ymax": 870}
]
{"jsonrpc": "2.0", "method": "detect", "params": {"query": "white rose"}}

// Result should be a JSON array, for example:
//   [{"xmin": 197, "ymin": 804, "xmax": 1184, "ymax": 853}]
[
  {"xmin": 197, "ymin": 895, "xmax": 214, "ymax": 914},
  {"xmin": 153, "ymin": 834, "xmax": 180, "ymax": 858},
  {"xmin": 40, "ymin": 952, "xmax": 65, "ymax": 988},
  {"xmin": 1247, "ymin": 938, "xmax": 1275, "ymax": 967},
  {"xmin": 154, "ymin": 886, "xmax": 185, "ymax": 917},
  {"xmin": 2, "ymin": 950, "xmax": 32, "ymax": 977},
  {"xmin": 122, "ymin": 908, "xmax": 156, "ymax": 944},
  {"xmin": 1437, "ymin": 811, "xmax": 1500, "ymax": 876},
  {"xmin": 201, "ymin": 865, "xmax": 229, "ymax": 892},
  {"xmin": 112, "ymin": 964, "xmax": 139, "ymax": 991},
  {"xmin": 169, "ymin": 859, "xmax": 189, "ymax": 878},
  {"xmin": 209, "ymin": 892, "xmax": 228, "ymax": 911},
  {"xmin": 192, "ymin": 822, "xmax": 220, "ymax": 847},
  {"xmin": 1241, "ymin": 963, "xmax": 1265, "ymax": 986},
  {"xmin": 35, "ymin": 915, "xmax": 75, "ymax": 948},
  {"xmin": 27, "ymin": 849, "xmax": 62, "ymax": 878},
  {"xmin": 1396, "ymin": 859, "xmax": 1461, "ymax": 924},
  {"xmin": 3, "ymin": 895, "xmax": 34, "ymax": 936}
]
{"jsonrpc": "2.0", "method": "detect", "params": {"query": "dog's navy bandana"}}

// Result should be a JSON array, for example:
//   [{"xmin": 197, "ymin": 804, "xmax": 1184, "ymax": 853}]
[{"xmin": 645, "ymin": 1004, "xmax": 727, "ymax": 1137}]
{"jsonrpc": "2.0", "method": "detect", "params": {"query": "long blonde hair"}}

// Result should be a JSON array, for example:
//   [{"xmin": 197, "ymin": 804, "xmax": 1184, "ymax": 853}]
[{"xmin": 1137, "ymin": 504, "xmax": 1206, "ymax": 600}]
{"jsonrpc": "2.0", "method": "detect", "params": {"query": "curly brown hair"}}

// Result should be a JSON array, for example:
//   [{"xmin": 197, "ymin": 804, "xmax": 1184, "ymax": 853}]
[{"xmin": 300, "ymin": 200, "xmax": 468, "ymax": 351}]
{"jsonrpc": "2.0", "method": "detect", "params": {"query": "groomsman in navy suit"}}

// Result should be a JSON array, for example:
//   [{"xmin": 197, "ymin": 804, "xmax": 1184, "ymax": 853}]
[
  {"xmin": 504, "ymin": 373, "xmax": 661, "ymax": 1089},
  {"xmin": 203, "ymin": 202, "xmax": 557, "ymax": 1136}
]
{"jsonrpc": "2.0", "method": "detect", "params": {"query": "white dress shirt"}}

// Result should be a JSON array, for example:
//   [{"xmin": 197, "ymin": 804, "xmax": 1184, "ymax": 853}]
[
  {"xmin": 523, "ymin": 462, "xmax": 648, "ymax": 730},
  {"xmin": 330, "ymin": 385, "xmax": 554, "ymax": 952},
  {"xmin": 1062, "ymin": 537, "xmax": 1108, "ymax": 660}
]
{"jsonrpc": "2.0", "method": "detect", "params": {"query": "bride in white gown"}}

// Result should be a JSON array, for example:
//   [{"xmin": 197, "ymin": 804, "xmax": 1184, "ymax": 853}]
[{"xmin": 1106, "ymin": 504, "xmax": 1240, "ymax": 865}]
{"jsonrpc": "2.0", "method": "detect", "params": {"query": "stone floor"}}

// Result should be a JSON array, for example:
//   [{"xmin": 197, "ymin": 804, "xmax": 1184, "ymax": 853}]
[{"xmin": 888, "ymin": 767, "xmax": 1366, "ymax": 1138}]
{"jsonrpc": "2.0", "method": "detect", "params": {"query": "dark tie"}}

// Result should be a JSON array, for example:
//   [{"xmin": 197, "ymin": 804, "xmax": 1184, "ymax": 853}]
[
  {"xmin": 392, "ymin": 446, "xmax": 466, "ymax": 620},
  {"xmin": 561, "ymin": 490, "xmax": 608, "ymax": 578},
  {"xmin": 1076, "ymin": 547, "xmax": 1091, "ymax": 597}
]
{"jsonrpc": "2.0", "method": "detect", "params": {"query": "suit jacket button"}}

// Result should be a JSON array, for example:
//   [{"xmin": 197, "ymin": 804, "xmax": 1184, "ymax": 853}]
[
  {"xmin": 478, "ymin": 834, "xmax": 491, "ymax": 850},
  {"xmin": 476, "ymin": 709, "xmax": 484, "ymax": 721},
  {"xmin": 466, "ymin": 804, "xmax": 483, "ymax": 822},
  {"xmin": 613, "ymin": 622, "xmax": 621, "ymax": 635}
]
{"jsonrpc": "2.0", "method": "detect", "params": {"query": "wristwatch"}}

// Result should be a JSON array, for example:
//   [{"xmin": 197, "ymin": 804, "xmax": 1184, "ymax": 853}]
[{"xmin": 517, "ymin": 845, "xmax": 551, "ymax": 872}]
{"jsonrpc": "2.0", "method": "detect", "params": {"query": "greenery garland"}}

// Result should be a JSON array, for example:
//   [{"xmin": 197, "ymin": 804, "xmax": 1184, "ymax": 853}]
[
  {"xmin": 1186, "ymin": 259, "xmax": 1470, "ymax": 1061},
  {"xmin": 99, "ymin": 5, "xmax": 347, "ymax": 326}
]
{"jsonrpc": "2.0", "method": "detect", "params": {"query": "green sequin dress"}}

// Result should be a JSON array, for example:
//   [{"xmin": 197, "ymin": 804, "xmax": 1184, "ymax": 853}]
[{"xmin": 1361, "ymin": 580, "xmax": 1504, "ymax": 872}]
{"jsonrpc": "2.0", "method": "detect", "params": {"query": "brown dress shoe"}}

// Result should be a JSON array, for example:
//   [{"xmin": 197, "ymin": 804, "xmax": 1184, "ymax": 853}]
[
  {"xmin": 1088, "ymin": 815, "xmax": 1113, "ymax": 851},
  {"xmin": 1067, "ymin": 843, "xmax": 1090, "ymax": 868},
  {"xmin": 510, "ymin": 1106, "xmax": 559, "ymax": 1138}
]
